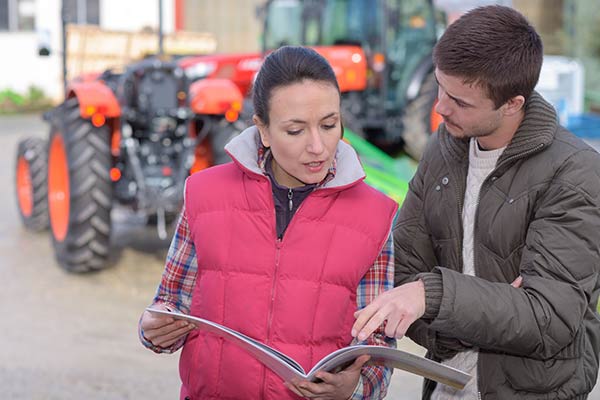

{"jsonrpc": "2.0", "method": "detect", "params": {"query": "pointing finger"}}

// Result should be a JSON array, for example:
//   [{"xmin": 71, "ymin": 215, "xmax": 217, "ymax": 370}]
[
  {"xmin": 357, "ymin": 310, "xmax": 387, "ymax": 341},
  {"xmin": 352, "ymin": 301, "xmax": 382, "ymax": 338}
]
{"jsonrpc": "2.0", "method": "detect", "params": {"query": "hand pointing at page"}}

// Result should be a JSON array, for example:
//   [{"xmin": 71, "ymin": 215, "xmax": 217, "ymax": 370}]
[
  {"xmin": 352, "ymin": 280, "xmax": 426, "ymax": 341},
  {"xmin": 351, "ymin": 275, "xmax": 524, "ymax": 341}
]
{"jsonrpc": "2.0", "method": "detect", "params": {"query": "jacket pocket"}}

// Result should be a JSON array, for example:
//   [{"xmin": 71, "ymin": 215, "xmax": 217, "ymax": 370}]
[
  {"xmin": 501, "ymin": 327, "xmax": 583, "ymax": 393},
  {"xmin": 502, "ymin": 356, "xmax": 577, "ymax": 392}
]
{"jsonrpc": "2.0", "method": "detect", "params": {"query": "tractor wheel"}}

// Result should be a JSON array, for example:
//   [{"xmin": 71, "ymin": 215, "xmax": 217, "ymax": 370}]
[
  {"xmin": 401, "ymin": 71, "xmax": 439, "ymax": 161},
  {"xmin": 47, "ymin": 98, "xmax": 113, "ymax": 272},
  {"xmin": 15, "ymin": 137, "xmax": 49, "ymax": 231}
]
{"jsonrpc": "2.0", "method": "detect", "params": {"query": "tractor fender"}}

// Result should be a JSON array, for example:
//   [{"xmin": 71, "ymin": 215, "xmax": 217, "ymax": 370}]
[
  {"xmin": 67, "ymin": 81, "xmax": 121, "ymax": 118},
  {"xmin": 405, "ymin": 54, "xmax": 434, "ymax": 101},
  {"xmin": 189, "ymin": 78, "xmax": 244, "ymax": 115},
  {"xmin": 313, "ymin": 45, "xmax": 368, "ymax": 93}
]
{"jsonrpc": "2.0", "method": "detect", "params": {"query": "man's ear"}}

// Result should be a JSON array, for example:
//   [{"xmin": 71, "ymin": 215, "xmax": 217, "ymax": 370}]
[
  {"xmin": 503, "ymin": 95, "xmax": 526, "ymax": 116},
  {"xmin": 253, "ymin": 115, "xmax": 270, "ymax": 148}
]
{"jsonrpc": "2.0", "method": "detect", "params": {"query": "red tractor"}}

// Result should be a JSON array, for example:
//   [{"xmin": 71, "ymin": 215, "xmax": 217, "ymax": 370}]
[
  {"xmin": 15, "ymin": 57, "xmax": 244, "ymax": 272},
  {"xmin": 178, "ymin": 44, "xmax": 372, "ymax": 155},
  {"xmin": 179, "ymin": 0, "xmax": 444, "ymax": 160},
  {"xmin": 15, "ymin": 0, "xmax": 443, "ymax": 272},
  {"xmin": 14, "ymin": 47, "xmax": 369, "ymax": 272}
]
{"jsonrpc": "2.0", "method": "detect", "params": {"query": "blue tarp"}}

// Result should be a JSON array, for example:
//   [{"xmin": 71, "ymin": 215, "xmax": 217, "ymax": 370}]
[{"xmin": 566, "ymin": 113, "xmax": 600, "ymax": 138}]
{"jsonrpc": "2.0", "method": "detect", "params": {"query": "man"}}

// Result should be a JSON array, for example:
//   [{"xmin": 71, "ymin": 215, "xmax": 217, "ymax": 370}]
[{"xmin": 352, "ymin": 5, "xmax": 600, "ymax": 399}]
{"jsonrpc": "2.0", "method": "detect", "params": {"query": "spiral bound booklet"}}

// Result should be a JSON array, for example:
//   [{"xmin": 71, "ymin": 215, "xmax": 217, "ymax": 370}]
[{"xmin": 146, "ymin": 307, "xmax": 471, "ymax": 389}]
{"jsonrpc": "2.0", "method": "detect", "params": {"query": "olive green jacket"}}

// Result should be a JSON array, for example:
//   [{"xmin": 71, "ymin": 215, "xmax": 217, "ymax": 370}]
[{"xmin": 394, "ymin": 92, "xmax": 600, "ymax": 399}]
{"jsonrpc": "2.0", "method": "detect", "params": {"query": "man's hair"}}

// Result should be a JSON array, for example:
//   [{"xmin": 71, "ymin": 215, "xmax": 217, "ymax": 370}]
[
  {"xmin": 433, "ymin": 5, "xmax": 543, "ymax": 108},
  {"xmin": 252, "ymin": 46, "xmax": 340, "ymax": 126}
]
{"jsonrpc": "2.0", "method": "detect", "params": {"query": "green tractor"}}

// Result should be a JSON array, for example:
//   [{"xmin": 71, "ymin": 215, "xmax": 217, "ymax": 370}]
[
  {"xmin": 260, "ymin": 0, "xmax": 443, "ymax": 160},
  {"xmin": 178, "ymin": 0, "xmax": 443, "ymax": 201}
]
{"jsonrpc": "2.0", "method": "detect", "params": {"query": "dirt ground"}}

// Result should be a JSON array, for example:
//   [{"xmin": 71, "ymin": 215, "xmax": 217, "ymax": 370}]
[{"xmin": 1, "ymin": 113, "xmax": 598, "ymax": 399}]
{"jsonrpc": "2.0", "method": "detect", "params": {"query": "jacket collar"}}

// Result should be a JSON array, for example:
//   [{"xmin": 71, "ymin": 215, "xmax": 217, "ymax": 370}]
[
  {"xmin": 224, "ymin": 125, "xmax": 366, "ymax": 190},
  {"xmin": 440, "ymin": 91, "xmax": 558, "ymax": 164}
]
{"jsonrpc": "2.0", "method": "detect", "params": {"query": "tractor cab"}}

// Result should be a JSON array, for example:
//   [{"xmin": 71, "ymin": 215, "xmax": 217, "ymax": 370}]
[{"xmin": 261, "ymin": 0, "xmax": 441, "ymax": 158}]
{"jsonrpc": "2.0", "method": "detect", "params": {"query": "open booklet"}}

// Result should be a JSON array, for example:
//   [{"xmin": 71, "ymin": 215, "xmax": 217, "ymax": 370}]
[{"xmin": 146, "ymin": 307, "xmax": 471, "ymax": 389}]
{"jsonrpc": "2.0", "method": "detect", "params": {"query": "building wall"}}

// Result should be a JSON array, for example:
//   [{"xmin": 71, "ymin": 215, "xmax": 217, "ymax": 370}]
[
  {"xmin": 183, "ymin": 0, "xmax": 262, "ymax": 53},
  {"xmin": 0, "ymin": 0, "xmax": 63, "ymax": 100},
  {"xmin": 101, "ymin": 0, "xmax": 174, "ymax": 33},
  {"xmin": 0, "ymin": 32, "xmax": 64, "ymax": 99},
  {"xmin": 513, "ymin": 0, "xmax": 564, "ymax": 54},
  {"xmin": 513, "ymin": 0, "xmax": 600, "ymax": 110},
  {"xmin": 565, "ymin": 0, "xmax": 600, "ymax": 110},
  {"xmin": 0, "ymin": 0, "xmax": 174, "ymax": 101},
  {"xmin": 435, "ymin": 0, "xmax": 511, "ymax": 24}
]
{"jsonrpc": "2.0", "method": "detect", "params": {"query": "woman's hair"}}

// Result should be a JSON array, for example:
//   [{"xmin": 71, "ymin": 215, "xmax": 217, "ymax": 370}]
[
  {"xmin": 252, "ymin": 46, "xmax": 340, "ymax": 126},
  {"xmin": 433, "ymin": 5, "xmax": 543, "ymax": 108}
]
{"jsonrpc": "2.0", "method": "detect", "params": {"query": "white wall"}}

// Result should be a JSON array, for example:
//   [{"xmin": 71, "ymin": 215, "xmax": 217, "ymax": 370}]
[
  {"xmin": 0, "ymin": 33, "xmax": 63, "ymax": 100},
  {"xmin": 183, "ymin": 0, "xmax": 261, "ymax": 53},
  {"xmin": 434, "ymin": 0, "xmax": 512, "ymax": 24},
  {"xmin": 0, "ymin": 0, "xmax": 63, "ymax": 100},
  {"xmin": 0, "ymin": 0, "xmax": 174, "ymax": 102},
  {"xmin": 101, "ymin": 0, "xmax": 174, "ymax": 33}
]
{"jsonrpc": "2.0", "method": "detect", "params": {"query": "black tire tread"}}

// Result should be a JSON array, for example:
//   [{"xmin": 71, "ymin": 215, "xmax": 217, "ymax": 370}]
[
  {"xmin": 401, "ymin": 72, "xmax": 438, "ymax": 161},
  {"xmin": 50, "ymin": 100, "xmax": 113, "ymax": 272},
  {"xmin": 15, "ymin": 137, "xmax": 49, "ymax": 231}
]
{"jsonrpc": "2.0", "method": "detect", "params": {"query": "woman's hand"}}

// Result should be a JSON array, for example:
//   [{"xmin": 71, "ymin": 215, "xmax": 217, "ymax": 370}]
[
  {"xmin": 284, "ymin": 355, "xmax": 370, "ymax": 399},
  {"xmin": 140, "ymin": 304, "xmax": 196, "ymax": 348}
]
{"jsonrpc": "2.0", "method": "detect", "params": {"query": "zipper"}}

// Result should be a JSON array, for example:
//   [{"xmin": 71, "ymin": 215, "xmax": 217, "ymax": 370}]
[
  {"xmin": 472, "ymin": 168, "xmax": 487, "ymax": 400},
  {"xmin": 450, "ymin": 162, "xmax": 468, "ymax": 272},
  {"xmin": 265, "ymin": 190, "xmax": 311, "ymax": 340},
  {"xmin": 261, "ymin": 181, "xmax": 314, "ymax": 396},
  {"xmin": 260, "ymin": 178, "xmax": 278, "ymax": 399},
  {"xmin": 260, "ymin": 233, "xmax": 282, "ymax": 398},
  {"xmin": 265, "ymin": 246, "xmax": 279, "ymax": 344},
  {"xmin": 471, "ymin": 178, "xmax": 487, "ymax": 279},
  {"xmin": 471, "ymin": 142, "xmax": 545, "ymax": 279},
  {"xmin": 261, "ymin": 188, "xmax": 304, "ymax": 396},
  {"xmin": 265, "ymin": 238, "xmax": 283, "ymax": 347}
]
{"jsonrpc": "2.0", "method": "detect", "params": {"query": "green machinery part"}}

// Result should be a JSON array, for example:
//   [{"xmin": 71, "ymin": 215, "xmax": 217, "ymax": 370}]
[{"xmin": 343, "ymin": 129, "xmax": 416, "ymax": 205}]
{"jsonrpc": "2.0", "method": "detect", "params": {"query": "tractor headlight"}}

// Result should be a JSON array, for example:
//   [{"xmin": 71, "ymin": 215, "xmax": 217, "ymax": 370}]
[{"xmin": 185, "ymin": 62, "xmax": 217, "ymax": 81}]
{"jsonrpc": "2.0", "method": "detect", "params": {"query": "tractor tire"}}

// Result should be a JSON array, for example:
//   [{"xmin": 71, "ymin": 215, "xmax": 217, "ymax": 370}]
[
  {"xmin": 47, "ymin": 98, "xmax": 113, "ymax": 272},
  {"xmin": 15, "ymin": 137, "xmax": 49, "ymax": 231},
  {"xmin": 401, "ymin": 71, "xmax": 439, "ymax": 161}
]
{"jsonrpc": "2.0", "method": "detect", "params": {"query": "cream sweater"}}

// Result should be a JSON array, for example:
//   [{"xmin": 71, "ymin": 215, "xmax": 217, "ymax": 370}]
[{"xmin": 431, "ymin": 138, "xmax": 505, "ymax": 400}]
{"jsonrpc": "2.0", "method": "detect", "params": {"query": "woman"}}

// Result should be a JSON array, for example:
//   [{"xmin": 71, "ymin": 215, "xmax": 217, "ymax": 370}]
[{"xmin": 139, "ymin": 46, "xmax": 398, "ymax": 400}]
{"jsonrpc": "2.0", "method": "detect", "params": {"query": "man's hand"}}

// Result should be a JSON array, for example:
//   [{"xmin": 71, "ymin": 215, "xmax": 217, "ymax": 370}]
[
  {"xmin": 140, "ymin": 304, "xmax": 196, "ymax": 348},
  {"xmin": 284, "ymin": 355, "xmax": 370, "ymax": 399},
  {"xmin": 351, "ymin": 280, "xmax": 426, "ymax": 341}
]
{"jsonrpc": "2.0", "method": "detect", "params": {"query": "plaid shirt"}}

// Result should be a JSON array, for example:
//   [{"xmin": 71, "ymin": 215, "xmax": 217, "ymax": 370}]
[{"xmin": 140, "ymin": 148, "xmax": 396, "ymax": 399}]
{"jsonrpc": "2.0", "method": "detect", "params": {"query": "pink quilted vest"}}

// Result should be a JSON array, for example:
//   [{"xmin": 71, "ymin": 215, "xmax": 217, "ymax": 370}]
[{"xmin": 179, "ymin": 161, "xmax": 396, "ymax": 399}]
